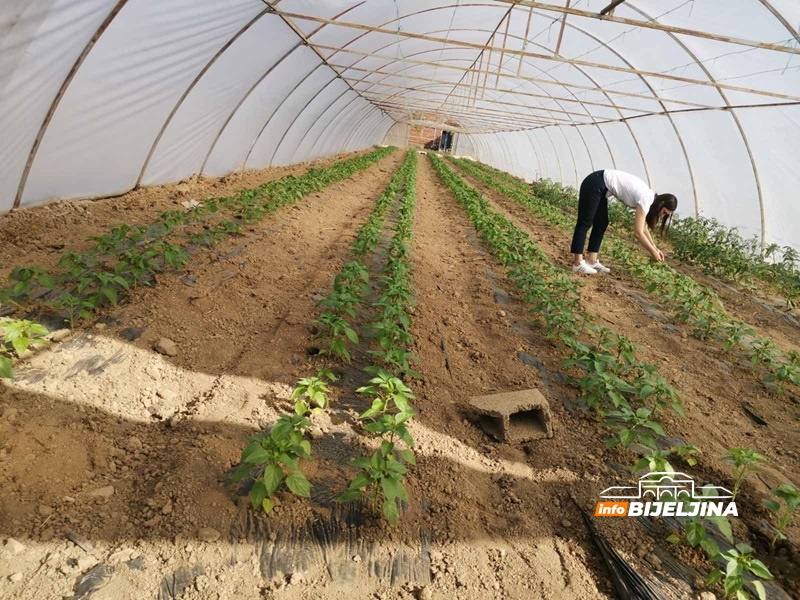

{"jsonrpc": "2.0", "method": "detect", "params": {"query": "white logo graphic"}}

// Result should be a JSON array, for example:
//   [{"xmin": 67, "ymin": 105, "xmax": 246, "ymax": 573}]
[{"xmin": 599, "ymin": 472, "xmax": 733, "ymax": 501}]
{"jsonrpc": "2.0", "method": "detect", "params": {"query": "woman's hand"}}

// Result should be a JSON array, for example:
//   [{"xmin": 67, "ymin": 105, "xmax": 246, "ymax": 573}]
[{"xmin": 651, "ymin": 248, "xmax": 665, "ymax": 262}]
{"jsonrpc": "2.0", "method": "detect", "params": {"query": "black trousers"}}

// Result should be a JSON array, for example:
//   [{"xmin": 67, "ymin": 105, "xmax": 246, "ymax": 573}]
[{"xmin": 570, "ymin": 170, "xmax": 609, "ymax": 255}]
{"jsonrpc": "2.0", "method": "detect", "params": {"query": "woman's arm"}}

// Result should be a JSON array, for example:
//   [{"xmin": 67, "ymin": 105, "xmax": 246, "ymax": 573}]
[{"xmin": 633, "ymin": 206, "xmax": 664, "ymax": 262}]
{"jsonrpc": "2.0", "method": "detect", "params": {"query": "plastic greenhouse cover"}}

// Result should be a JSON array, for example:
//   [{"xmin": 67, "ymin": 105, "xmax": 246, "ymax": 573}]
[{"xmin": 0, "ymin": 0, "xmax": 797, "ymax": 249}]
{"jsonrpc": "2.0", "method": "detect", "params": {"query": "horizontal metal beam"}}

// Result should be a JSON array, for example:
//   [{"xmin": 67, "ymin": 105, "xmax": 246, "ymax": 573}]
[
  {"xmin": 350, "ymin": 79, "xmax": 596, "ymax": 123},
  {"xmin": 315, "ymin": 44, "xmax": 713, "ymax": 109},
  {"xmin": 280, "ymin": 12, "xmax": 800, "ymax": 102},
  {"xmin": 380, "ymin": 109, "xmax": 522, "ymax": 133},
  {"xmin": 335, "ymin": 63, "xmax": 652, "ymax": 114},
  {"xmin": 495, "ymin": 0, "xmax": 800, "ymax": 55},
  {"xmin": 364, "ymin": 96, "xmax": 558, "ymax": 129},
  {"xmin": 532, "ymin": 99, "xmax": 800, "ymax": 129},
  {"xmin": 361, "ymin": 90, "xmax": 562, "ymax": 123}
]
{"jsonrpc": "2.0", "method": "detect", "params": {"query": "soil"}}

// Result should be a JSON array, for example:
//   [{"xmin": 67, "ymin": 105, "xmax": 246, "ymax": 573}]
[{"xmin": 0, "ymin": 151, "xmax": 797, "ymax": 600}]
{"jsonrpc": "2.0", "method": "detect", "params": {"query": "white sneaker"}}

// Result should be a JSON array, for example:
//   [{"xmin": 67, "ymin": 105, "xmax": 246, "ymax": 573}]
[
  {"xmin": 588, "ymin": 261, "xmax": 611, "ymax": 273},
  {"xmin": 572, "ymin": 260, "xmax": 597, "ymax": 275}
]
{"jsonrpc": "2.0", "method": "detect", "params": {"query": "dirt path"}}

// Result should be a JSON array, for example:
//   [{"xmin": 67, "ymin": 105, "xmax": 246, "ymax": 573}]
[
  {"xmin": 405, "ymin": 154, "xmax": 613, "ymax": 599},
  {"xmin": 451, "ymin": 163, "xmax": 800, "ymax": 505}
]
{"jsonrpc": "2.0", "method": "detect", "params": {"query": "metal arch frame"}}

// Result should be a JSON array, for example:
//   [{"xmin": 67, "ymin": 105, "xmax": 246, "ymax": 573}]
[
  {"xmin": 350, "ymin": 54, "xmax": 608, "ymax": 173},
  {"xmin": 498, "ymin": 17, "xmax": 654, "ymax": 184},
  {"xmin": 262, "ymin": 74, "xmax": 341, "ymax": 168},
  {"xmin": 310, "ymin": 94, "xmax": 372, "ymax": 158},
  {"xmin": 194, "ymin": 0, "xmax": 374, "ymax": 178},
  {"xmin": 242, "ymin": 64, "xmax": 326, "ymax": 172},
  {"xmin": 492, "ymin": 0, "xmax": 800, "ymax": 56},
  {"xmin": 273, "ymin": 10, "xmax": 800, "ymax": 102},
  {"xmin": 626, "ymin": 3, "xmax": 766, "ymax": 239},
  {"xmin": 325, "ymin": 20, "xmax": 616, "ymax": 187},
  {"xmin": 307, "ymin": 2, "xmax": 693, "ymax": 122},
  {"xmin": 300, "ymin": 11, "xmax": 621, "ymax": 178},
  {"xmin": 10, "ymin": 0, "xmax": 799, "ymax": 216},
  {"xmin": 199, "ymin": 42, "xmax": 303, "ymax": 176},
  {"xmin": 331, "ymin": 28, "xmax": 602, "ymax": 161},
  {"xmin": 319, "ymin": 45, "xmax": 714, "ymax": 109},
  {"xmin": 758, "ymin": 0, "xmax": 800, "ymax": 45},
  {"xmin": 335, "ymin": 104, "xmax": 380, "ymax": 153},
  {"xmin": 341, "ymin": 107, "xmax": 387, "ymax": 152},
  {"xmin": 13, "ymin": 0, "xmax": 131, "ymax": 209},
  {"xmin": 330, "ymin": 64, "xmax": 655, "ymax": 115},
  {"xmin": 358, "ymin": 87, "xmax": 575, "ymax": 127},
  {"xmin": 357, "ymin": 79, "xmax": 575, "ymax": 125},
  {"xmin": 290, "ymin": 86, "xmax": 355, "ymax": 164},
  {"xmin": 504, "ymin": 13, "xmax": 697, "ymax": 211},
  {"xmin": 363, "ymin": 113, "xmax": 398, "ymax": 150},
  {"xmin": 136, "ymin": 7, "xmax": 269, "ymax": 188},
  {"xmin": 354, "ymin": 79, "xmax": 602, "ymax": 123}
]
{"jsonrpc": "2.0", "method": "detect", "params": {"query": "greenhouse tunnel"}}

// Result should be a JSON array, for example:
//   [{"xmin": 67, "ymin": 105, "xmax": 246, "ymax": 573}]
[
  {"xmin": 2, "ymin": 0, "xmax": 799, "ymax": 249},
  {"xmin": 3, "ymin": 2, "xmax": 800, "ymax": 599}
]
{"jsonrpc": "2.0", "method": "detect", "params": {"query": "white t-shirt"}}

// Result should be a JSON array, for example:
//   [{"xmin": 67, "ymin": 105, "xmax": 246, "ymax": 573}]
[{"xmin": 603, "ymin": 170, "xmax": 655, "ymax": 214}]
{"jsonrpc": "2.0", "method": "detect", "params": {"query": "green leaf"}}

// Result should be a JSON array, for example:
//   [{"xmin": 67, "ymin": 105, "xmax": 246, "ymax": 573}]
[
  {"xmin": 344, "ymin": 327, "xmax": 359, "ymax": 343},
  {"xmin": 349, "ymin": 458, "xmax": 372, "ymax": 469},
  {"xmin": 381, "ymin": 476, "xmax": 407, "ymax": 502},
  {"xmin": 337, "ymin": 489, "xmax": 363, "ymax": 503},
  {"xmin": 708, "ymin": 516, "xmax": 734, "ymax": 544},
  {"xmin": 285, "ymin": 470, "xmax": 311, "ymax": 498},
  {"xmin": 620, "ymin": 429, "xmax": 635, "ymax": 447},
  {"xmin": 264, "ymin": 464, "xmax": 284, "ymax": 496},
  {"xmin": 644, "ymin": 421, "xmax": 666, "ymax": 436},
  {"xmin": 752, "ymin": 580, "xmax": 767, "ymax": 600},
  {"xmin": 294, "ymin": 400, "xmax": 308, "ymax": 416},
  {"xmin": 724, "ymin": 575, "xmax": 744, "ymax": 598},
  {"xmin": 700, "ymin": 537, "xmax": 720, "ymax": 558},
  {"xmin": 685, "ymin": 521, "xmax": 706, "ymax": 547},
  {"xmin": 241, "ymin": 443, "xmax": 270, "ymax": 464},
  {"xmin": 383, "ymin": 498, "xmax": 399, "ymax": 525},
  {"xmin": 748, "ymin": 560, "xmax": 773, "ymax": 580},
  {"xmin": 250, "ymin": 480, "xmax": 267, "ymax": 510},
  {"xmin": 10, "ymin": 337, "xmax": 28, "ymax": 356},
  {"xmin": 277, "ymin": 454, "xmax": 298, "ymax": 470},
  {"xmin": 762, "ymin": 498, "xmax": 780, "ymax": 513},
  {"xmin": 400, "ymin": 449, "xmax": 416, "ymax": 465},
  {"xmin": 348, "ymin": 473, "xmax": 372, "ymax": 491},
  {"xmin": 261, "ymin": 497, "xmax": 276, "ymax": 514},
  {"xmin": 735, "ymin": 542, "xmax": 754, "ymax": 554},
  {"xmin": 228, "ymin": 462, "xmax": 253, "ymax": 483},
  {"xmin": 299, "ymin": 440, "xmax": 312, "ymax": 457},
  {"xmin": 707, "ymin": 568, "xmax": 723, "ymax": 585},
  {"xmin": 101, "ymin": 286, "xmax": 118, "ymax": 305},
  {"xmin": 666, "ymin": 533, "xmax": 681, "ymax": 544}
]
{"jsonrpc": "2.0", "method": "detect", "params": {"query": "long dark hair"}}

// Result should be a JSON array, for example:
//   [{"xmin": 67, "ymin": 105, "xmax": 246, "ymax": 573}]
[{"xmin": 647, "ymin": 193, "xmax": 677, "ymax": 235}]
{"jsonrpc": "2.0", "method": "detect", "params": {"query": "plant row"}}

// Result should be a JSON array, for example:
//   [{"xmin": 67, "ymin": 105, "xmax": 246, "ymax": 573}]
[
  {"xmin": 431, "ymin": 154, "xmax": 791, "ymax": 600},
  {"xmin": 233, "ymin": 150, "xmax": 420, "ymax": 525},
  {"xmin": 463, "ymin": 160, "xmax": 800, "ymax": 308},
  {"xmin": 0, "ymin": 146, "xmax": 396, "ymax": 335},
  {"xmin": 313, "ymin": 149, "xmax": 415, "ymax": 363},
  {"xmin": 0, "ymin": 314, "xmax": 49, "ymax": 379},
  {"xmin": 448, "ymin": 157, "xmax": 800, "ymax": 400}
]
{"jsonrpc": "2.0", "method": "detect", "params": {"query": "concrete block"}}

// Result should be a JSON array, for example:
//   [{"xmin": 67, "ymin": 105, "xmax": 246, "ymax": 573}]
[{"xmin": 469, "ymin": 388, "xmax": 553, "ymax": 443}]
